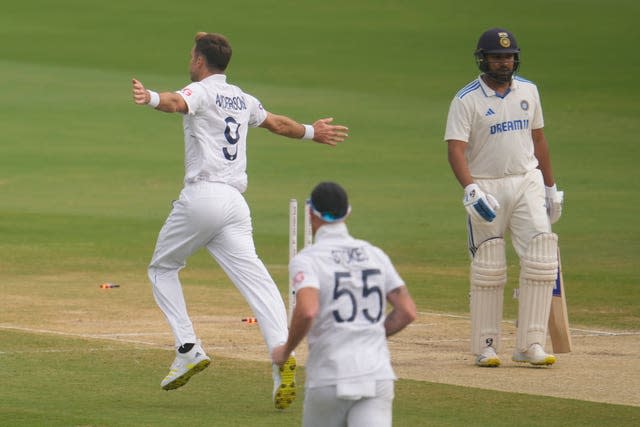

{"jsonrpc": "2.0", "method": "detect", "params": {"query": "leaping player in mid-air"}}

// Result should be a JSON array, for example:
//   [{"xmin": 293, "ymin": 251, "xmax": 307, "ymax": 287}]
[{"xmin": 131, "ymin": 32, "xmax": 348, "ymax": 409}]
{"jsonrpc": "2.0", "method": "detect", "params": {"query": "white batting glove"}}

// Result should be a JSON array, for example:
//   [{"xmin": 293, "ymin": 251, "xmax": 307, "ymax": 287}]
[
  {"xmin": 545, "ymin": 184, "xmax": 564, "ymax": 224},
  {"xmin": 463, "ymin": 183, "xmax": 500, "ymax": 223}
]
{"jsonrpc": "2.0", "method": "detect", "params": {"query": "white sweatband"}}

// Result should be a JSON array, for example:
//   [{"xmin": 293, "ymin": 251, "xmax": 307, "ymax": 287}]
[
  {"xmin": 147, "ymin": 90, "xmax": 160, "ymax": 108},
  {"xmin": 302, "ymin": 124, "xmax": 314, "ymax": 140},
  {"xmin": 545, "ymin": 184, "xmax": 557, "ymax": 197}
]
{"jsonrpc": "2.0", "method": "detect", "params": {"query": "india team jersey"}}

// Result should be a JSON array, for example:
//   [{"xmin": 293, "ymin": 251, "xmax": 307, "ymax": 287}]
[
  {"xmin": 178, "ymin": 74, "xmax": 267, "ymax": 193},
  {"xmin": 289, "ymin": 222, "xmax": 405, "ymax": 388},
  {"xmin": 444, "ymin": 75, "xmax": 544, "ymax": 179}
]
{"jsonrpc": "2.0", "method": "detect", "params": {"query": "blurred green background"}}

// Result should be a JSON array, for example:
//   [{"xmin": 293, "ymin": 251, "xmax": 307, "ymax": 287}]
[
  {"xmin": 1, "ymin": 0, "xmax": 639, "ymax": 424},
  {"xmin": 2, "ymin": 0, "xmax": 638, "ymax": 327}
]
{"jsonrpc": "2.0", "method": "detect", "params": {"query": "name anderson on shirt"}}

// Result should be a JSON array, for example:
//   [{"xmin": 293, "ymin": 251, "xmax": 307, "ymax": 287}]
[{"xmin": 216, "ymin": 94, "xmax": 247, "ymax": 111}]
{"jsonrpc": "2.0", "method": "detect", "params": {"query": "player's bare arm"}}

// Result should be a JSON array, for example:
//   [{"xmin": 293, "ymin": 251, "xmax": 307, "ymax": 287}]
[
  {"xmin": 384, "ymin": 286, "xmax": 416, "ymax": 337},
  {"xmin": 448, "ymin": 139, "xmax": 500, "ymax": 222},
  {"xmin": 533, "ymin": 127, "xmax": 564, "ymax": 223},
  {"xmin": 271, "ymin": 287, "xmax": 319, "ymax": 366},
  {"xmin": 447, "ymin": 139, "xmax": 474, "ymax": 188},
  {"xmin": 259, "ymin": 113, "xmax": 348, "ymax": 146},
  {"xmin": 131, "ymin": 78, "xmax": 188, "ymax": 114},
  {"xmin": 532, "ymin": 128, "xmax": 555, "ymax": 186}
]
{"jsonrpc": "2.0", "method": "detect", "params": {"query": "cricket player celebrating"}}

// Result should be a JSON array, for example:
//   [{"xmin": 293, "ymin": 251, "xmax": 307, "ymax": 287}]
[
  {"xmin": 444, "ymin": 28, "xmax": 564, "ymax": 367},
  {"xmin": 131, "ymin": 32, "xmax": 348, "ymax": 409},
  {"xmin": 272, "ymin": 182, "xmax": 416, "ymax": 427}
]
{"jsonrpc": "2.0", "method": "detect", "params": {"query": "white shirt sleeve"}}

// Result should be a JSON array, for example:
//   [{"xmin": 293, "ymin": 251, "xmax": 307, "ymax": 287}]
[
  {"xmin": 531, "ymin": 87, "xmax": 545, "ymax": 130},
  {"xmin": 176, "ymin": 82, "xmax": 206, "ymax": 116},
  {"xmin": 289, "ymin": 253, "xmax": 319, "ymax": 292},
  {"xmin": 246, "ymin": 94, "xmax": 268, "ymax": 127},
  {"xmin": 444, "ymin": 96, "xmax": 471, "ymax": 142},
  {"xmin": 375, "ymin": 248, "xmax": 405, "ymax": 294}
]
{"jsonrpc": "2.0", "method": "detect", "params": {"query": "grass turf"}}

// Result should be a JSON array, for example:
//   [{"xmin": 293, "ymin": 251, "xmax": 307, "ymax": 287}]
[
  {"xmin": 0, "ymin": 0, "xmax": 639, "ymax": 425},
  {"xmin": 1, "ymin": 330, "xmax": 638, "ymax": 426}
]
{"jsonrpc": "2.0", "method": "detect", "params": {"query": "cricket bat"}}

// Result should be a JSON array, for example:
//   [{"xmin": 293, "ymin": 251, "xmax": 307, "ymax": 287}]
[{"xmin": 548, "ymin": 247, "xmax": 572, "ymax": 353}]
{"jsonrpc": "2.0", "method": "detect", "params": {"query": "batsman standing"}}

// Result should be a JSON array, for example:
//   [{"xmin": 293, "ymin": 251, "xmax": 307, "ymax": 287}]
[
  {"xmin": 272, "ymin": 182, "xmax": 416, "ymax": 427},
  {"xmin": 131, "ymin": 32, "xmax": 348, "ymax": 408},
  {"xmin": 444, "ymin": 28, "xmax": 564, "ymax": 367}
]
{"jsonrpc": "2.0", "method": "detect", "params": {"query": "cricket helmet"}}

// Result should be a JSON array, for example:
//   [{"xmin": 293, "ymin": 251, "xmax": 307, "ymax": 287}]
[{"xmin": 474, "ymin": 28, "xmax": 520, "ymax": 82}]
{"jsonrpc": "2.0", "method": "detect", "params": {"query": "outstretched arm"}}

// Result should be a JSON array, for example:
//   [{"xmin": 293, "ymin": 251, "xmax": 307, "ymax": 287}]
[
  {"xmin": 132, "ymin": 78, "xmax": 188, "ymax": 114},
  {"xmin": 259, "ymin": 113, "xmax": 348, "ymax": 146}
]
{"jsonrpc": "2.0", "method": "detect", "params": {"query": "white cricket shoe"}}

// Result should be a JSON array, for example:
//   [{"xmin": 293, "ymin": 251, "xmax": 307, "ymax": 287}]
[
  {"xmin": 475, "ymin": 346, "xmax": 501, "ymax": 367},
  {"xmin": 273, "ymin": 355, "xmax": 297, "ymax": 409},
  {"xmin": 161, "ymin": 343, "xmax": 211, "ymax": 390},
  {"xmin": 512, "ymin": 343, "xmax": 556, "ymax": 366}
]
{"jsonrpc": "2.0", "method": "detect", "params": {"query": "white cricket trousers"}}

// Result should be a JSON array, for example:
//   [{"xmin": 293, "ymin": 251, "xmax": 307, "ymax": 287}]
[
  {"xmin": 148, "ymin": 181, "xmax": 288, "ymax": 352},
  {"xmin": 303, "ymin": 381, "xmax": 394, "ymax": 427},
  {"xmin": 467, "ymin": 169, "xmax": 551, "ymax": 257}
]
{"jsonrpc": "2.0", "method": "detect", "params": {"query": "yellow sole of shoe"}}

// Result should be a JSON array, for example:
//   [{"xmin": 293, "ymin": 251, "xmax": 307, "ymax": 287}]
[
  {"xmin": 162, "ymin": 358, "xmax": 211, "ymax": 391},
  {"xmin": 512, "ymin": 356, "xmax": 556, "ymax": 366},
  {"xmin": 274, "ymin": 356, "xmax": 297, "ymax": 410},
  {"xmin": 476, "ymin": 359, "xmax": 501, "ymax": 367}
]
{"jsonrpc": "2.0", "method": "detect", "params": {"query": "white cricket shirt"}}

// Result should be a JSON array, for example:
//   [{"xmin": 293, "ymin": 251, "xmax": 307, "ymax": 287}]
[
  {"xmin": 444, "ymin": 75, "xmax": 544, "ymax": 178},
  {"xmin": 177, "ymin": 74, "xmax": 267, "ymax": 193},
  {"xmin": 289, "ymin": 222, "xmax": 405, "ymax": 388}
]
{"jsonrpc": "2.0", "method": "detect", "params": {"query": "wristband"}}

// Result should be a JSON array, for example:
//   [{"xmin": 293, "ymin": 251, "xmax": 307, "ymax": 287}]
[
  {"xmin": 302, "ymin": 124, "xmax": 314, "ymax": 140},
  {"xmin": 147, "ymin": 90, "xmax": 160, "ymax": 108},
  {"xmin": 545, "ymin": 184, "xmax": 557, "ymax": 197}
]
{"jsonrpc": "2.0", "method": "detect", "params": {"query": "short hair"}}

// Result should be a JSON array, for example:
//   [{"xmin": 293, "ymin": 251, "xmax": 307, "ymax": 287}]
[{"xmin": 194, "ymin": 32, "xmax": 232, "ymax": 71}]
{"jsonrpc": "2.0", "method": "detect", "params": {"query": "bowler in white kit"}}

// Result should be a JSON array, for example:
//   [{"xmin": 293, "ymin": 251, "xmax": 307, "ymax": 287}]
[
  {"xmin": 444, "ymin": 28, "xmax": 564, "ymax": 367},
  {"xmin": 131, "ymin": 32, "xmax": 348, "ymax": 409},
  {"xmin": 272, "ymin": 182, "xmax": 416, "ymax": 427}
]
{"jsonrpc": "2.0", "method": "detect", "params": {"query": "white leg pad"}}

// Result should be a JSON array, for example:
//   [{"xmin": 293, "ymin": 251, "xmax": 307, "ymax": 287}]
[
  {"xmin": 470, "ymin": 238, "xmax": 507, "ymax": 354},
  {"xmin": 516, "ymin": 233, "xmax": 559, "ymax": 352}
]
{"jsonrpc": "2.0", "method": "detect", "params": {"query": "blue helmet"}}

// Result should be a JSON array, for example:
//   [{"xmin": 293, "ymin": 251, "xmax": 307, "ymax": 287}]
[{"xmin": 474, "ymin": 28, "xmax": 520, "ymax": 82}]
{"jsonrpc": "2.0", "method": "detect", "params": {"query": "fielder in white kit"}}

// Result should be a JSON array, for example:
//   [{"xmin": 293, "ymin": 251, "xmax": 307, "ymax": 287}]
[
  {"xmin": 131, "ymin": 32, "xmax": 348, "ymax": 408},
  {"xmin": 444, "ymin": 28, "xmax": 564, "ymax": 367},
  {"xmin": 272, "ymin": 182, "xmax": 416, "ymax": 427}
]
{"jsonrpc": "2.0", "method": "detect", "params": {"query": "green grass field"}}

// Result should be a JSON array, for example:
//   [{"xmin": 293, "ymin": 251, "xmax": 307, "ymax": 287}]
[{"xmin": 1, "ymin": 0, "xmax": 639, "ymax": 425}]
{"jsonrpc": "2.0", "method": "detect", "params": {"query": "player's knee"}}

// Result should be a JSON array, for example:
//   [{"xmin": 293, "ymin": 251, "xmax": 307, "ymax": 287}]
[
  {"xmin": 521, "ymin": 233, "xmax": 558, "ymax": 281},
  {"xmin": 148, "ymin": 265, "xmax": 177, "ymax": 285},
  {"xmin": 471, "ymin": 238, "xmax": 507, "ymax": 288},
  {"xmin": 147, "ymin": 266, "xmax": 159, "ymax": 285}
]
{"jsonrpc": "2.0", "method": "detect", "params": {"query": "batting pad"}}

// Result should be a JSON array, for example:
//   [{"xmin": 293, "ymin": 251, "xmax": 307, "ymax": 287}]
[
  {"xmin": 516, "ymin": 233, "xmax": 559, "ymax": 352},
  {"xmin": 470, "ymin": 238, "xmax": 507, "ymax": 354}
]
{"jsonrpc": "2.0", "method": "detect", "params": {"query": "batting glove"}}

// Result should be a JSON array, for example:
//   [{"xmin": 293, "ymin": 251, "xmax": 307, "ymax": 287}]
[
  {"xmin": 463, "ymin": 183, "xmax": 500, "ymax": 223},
  {"xmin": 545, "ymin": 184, "xmax": 564, "ymax": 224}
]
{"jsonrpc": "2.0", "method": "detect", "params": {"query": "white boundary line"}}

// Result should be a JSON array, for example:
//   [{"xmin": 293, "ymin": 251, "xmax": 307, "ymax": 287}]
[
  {"xmin": 0, "ymin": 324, "xmax": 253, "ymax": 355},
  {"xmin": 2, "ymin": 313, "xmax": 638, "ymax": 355},
  {"xmin": 0, "ymin": 324, "xmax": 169, "ymax": 348}
]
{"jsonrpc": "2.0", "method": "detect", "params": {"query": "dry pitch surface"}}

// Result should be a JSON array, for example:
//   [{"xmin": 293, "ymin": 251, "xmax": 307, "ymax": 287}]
[{"xmin": 2, "ymin": 272, "xmax": 638, "ymax": 407}]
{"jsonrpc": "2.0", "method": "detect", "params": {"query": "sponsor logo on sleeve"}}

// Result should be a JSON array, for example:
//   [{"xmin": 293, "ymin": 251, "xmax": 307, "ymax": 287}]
[{"xmin": 292, "ymin": 271, "xmax": 305, "ymax": 288}]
